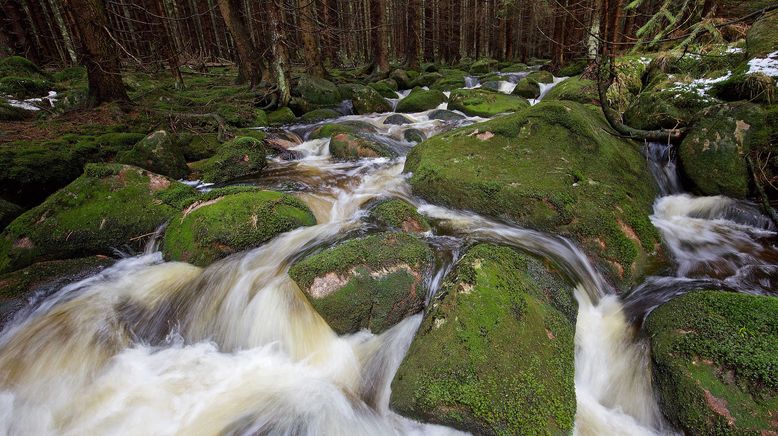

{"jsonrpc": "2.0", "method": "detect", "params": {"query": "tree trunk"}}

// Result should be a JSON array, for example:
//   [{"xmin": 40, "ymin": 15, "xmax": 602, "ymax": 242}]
[
  {"xmin": 63, "ymin": 0, "xmax": 129, "ymax": 106},
  {"xmin": 217, "ymin": 0, "xmax": 264, "ymax": 87},
  {"xmin": 406, "ymin": 0, "xmax": 421, "ymax": 68},
  {"xmin": 370, "ymin": 0, "xmax": 390, "ymax": 72},
  {"xmin": 265, "ymin": 0, "xmax": 292, "ymax": 106},
  {"xmin": 152, "ymin": 0, "xmax": 184, "ymax": 88},
  {"xmin": 298, "ymin": 0, "xmax": 327, "ymax": 77}
]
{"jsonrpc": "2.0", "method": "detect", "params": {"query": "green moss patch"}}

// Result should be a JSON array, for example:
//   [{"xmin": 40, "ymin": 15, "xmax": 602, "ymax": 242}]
[
  {"xmin": 390, "ymin": 243, "xmax": 577, "ymax": 435},
  {"xmin": 189, "ymin": 136, "xmax": 267, "ymax": 183},
  {"xmin": 0, "ymin": 199, "xmax": 22, "ymax": 230},
  {"xmin": 448, "ymin": 88, "xmax": 530, "ymax": 118},
  {"xmin": 116, "ymin": 130, "xmax": 188, "ymax": 179},
  {"xmin": 746, "ymin": 11, "xmax": 778, "ymax": 58},
  {"xmin": 543, "ymin": 76, "xmax": 598, "ymax": 105},
  {"xmin": 329, "ymin": 133, "xmax": 395, "ymax": 160},
  {"xmin": 370, "ymin": 198, "xmax": 430, "ymax": 232},
  {"xmin": 396, "ymin": 88, "xmax": 447, "ymax": 113}
]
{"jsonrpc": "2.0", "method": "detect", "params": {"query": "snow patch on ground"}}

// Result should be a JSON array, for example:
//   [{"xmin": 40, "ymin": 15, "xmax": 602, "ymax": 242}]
[
  {"xmin": 667, "ymin": 72, "xmax": 731, "ymax": 98},
  {"xmin": 747, "ymin": 50, "xmax": 778, "ymax": 77},
  {"xmin": 3, "ymin": 90, "xmax": 58, "ymax": 111}
]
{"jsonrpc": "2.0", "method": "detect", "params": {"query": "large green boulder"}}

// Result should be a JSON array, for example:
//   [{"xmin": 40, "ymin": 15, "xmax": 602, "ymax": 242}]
[
  {"xmin": 267, "ymin": 107, "xmax": 296, "ymax": 125},
  {"xmin": 0, "ymin": 199, "xmax": 22, "ymax": 230},
  {"xmin": 646, "ymin": 291, "xmax": 778, "ymax": 436},
  {"xmin": 431, "ymin": 69, "xmax": 468, "ymax": 91},
  {"xmin": 0, "ymin": 256, "xmax": 113, "ymax": 326},
  {"xmin": 512, "ymin": 77, "xmax": 540, "ymax": 99},
  {"xmin": 289, "ymin": 232, "xmax": 433, "ymax": 334},
  {"xmin": 469, "ymin": 58, "xmax": 498, "ymax": 74},
  {"xmin": 623, "ymin": 78, "xmax": 712, "ymax": 131},
  {"xmin": 308, "ymin": 121, "xmax": 378, "ymax": 140},
  {"xmin": 405, "ymin": 101, "xmax": 663, "ymax": 287},
  {"xmin": 349, "ymin": 85, "xmax": 391, "ymax": 114},
  {"xmin": 163, "ymin": 188, "xmax": 316, "ymax": 266},
  {"xmin": 557, "ymin": 59, "xmax": 587, "ymax": 77},
  {"xmin": 391, "ymin": 244, "xmax": 577, "ymax": 435},
  {"xmin": 329, "ymin": 133, "xmax": 395, "ymax": 160},
  {"xmin": 679, "ymin": 103, "xmax": 766, "ymax": 199},
  {"xmin": 0, "ymin": 76, "xmax": 52, "ymax": 99},
  {"xmin": 527, "ymin": 70, "xmax": 554, "ymax": 84},
  {"xmin": 294, "ymin": 74, "xmax": 341, "ymax": 105},
  {"xmin": 543, "ymin": 76, "xmax": 598, "ymax": 104},
  {"xmin": 369, "ymin": 198, "xmax": 430, "ymax": 233},
  {"xmin": 390, "ymin": 69, "xmax": 413, "ymax": 89},
  {"xmin": 299, "ymin": 108, "xmax": 341, "ymax": 123},
  {"xmin": 0, "ymin": 56, "xmax": 50, "ymax": 81},
  {"xmin": 396, "ymin": 88, "xmax": 447, "ymax": 113},
  {"xmin": 116, "ymin": 130, "xmax": 189, "ymax": 179},
  {"xmin": 0, "ymin": 164, "xmax": 197, "ymax": 273},
  {"xmin": 448, "ymin": 88, "xmax": 530, "ymax": 117},
  {"xmin": 410, "ymin": 72, "xmax": 443, "ymax": 88},
  {"xmin": 190, "ymin": 136, "xmax": 267, "ymax": 183},
  {"xmin": 746, "ymin": 11, "xmax": 778, "ymax": 58},
  {"xmin": 369, "ymin": 80, "xmax": 399, "ymax": 99},
  {"xmin": 176, "ymin": 133, "xmax": 221, "ymax": 162}
]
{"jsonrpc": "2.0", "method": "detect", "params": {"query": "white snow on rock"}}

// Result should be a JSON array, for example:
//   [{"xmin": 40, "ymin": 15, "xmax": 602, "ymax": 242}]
[{"xmin": 747, "ymin": 50, "xmax": 778, "ymax": 77}]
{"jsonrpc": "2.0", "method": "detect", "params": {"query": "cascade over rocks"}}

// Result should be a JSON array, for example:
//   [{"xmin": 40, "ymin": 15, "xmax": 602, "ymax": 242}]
[
  {"xmin": 391, "ymin": 244, "xmax": 577, "ymax": 435},
  {"xmin": 289, "ymin": 232, "xmax": 433, "ymax": 334},
  {"xmin": 405, "ymin": 100, "xmax": 664, "ymax": 288},
  {"xmin": 0, "ymin": 163, "xmax": 197, "ymax": 273}
]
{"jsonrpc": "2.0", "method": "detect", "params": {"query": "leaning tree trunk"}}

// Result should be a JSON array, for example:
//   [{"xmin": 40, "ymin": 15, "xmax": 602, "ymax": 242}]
[
  {"xmin": 217, "ymin": 0, "xmax": 264, "ymax": 87},
  {"xmin": 63, "ymin": 0, "xmax": 129, "ymax": 106},
  {"xmin": 370, "ymin": 0, "xmax": 390, "ymax": 73},
  {"xmin": 298, "ymin": 0, "xmax": 327, "ymax": 77}
]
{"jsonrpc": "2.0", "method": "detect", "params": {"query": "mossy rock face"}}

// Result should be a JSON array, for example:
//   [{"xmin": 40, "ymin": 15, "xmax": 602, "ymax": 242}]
[
  {"xmin": 645, "ymin": 290, "xmax": 778, "ymax": 436},
  {"xmin": 746, "ymin": 11, "xmax": 778, "ymax": 58},
  {"xmin": 0, "ymin": 256, "xmax": 113, "ymax": 326},
  {"xmin": 411, "ymin": 72, "xmax": 443, "ymax": 88},
  {"xmin": 469, "ymin": 58, "xmax": 499, "ymax": 74},
  {"xmin": 557, "ymin": 59, "xmax": 587, "ymax": 77},
  {"xmin": 526, "ymin": 70, "xmax": 554, "ymax": 84},
  {"xmin": 712, "ymin": 70, "xmax": 776, "ymax": 104},
  {"xmin": 255, "ymin": 109, "xmax": 269, "ymax": 127},
  {"xmin": 329, "ymin": 133, "xmax": 395, "ymax": 160},
  {"xmin": 116, "ymin": 130, "xmax": 188, "ymax": 179},
  {"xmin": 308, "ymin": 121, "xmax": 378, "ymax": 139},
  {"xmin": 390, "ymin": 69, "xmax": 413, "ymax": 90},
  {"xmin": 502, "ymin": 63, "xmax": 530, "ymax": 73},
  {"xmin": 369, "ymin": 81, "xmax": 398, "ymax": 99},
  {"xmin": 294, "ymin": 74, "xmax": 341, "ymax": 105},
  {"xmin": 396, "ymin": 88, "xmax": 447, "ymax": 113},
  {"xmin": 623, "ymin": 81, "xmax": 712, "ymax": 131},
  {"xmin": 512, "ymin": 77, "xmax": 540, "ymax": 99},
  {"xmin": 0, "ymin": 101, "xmax": 33, "ymax": 121},
  {"xmin": 405, "ymin": 101, "xmax": 662, "ymax": 288},
  {"xmin": 267, "ymin": 107, "xmax": 297, "ymax": 125},
  {"xmin": 543, "ymin": 76, "xmax": 598, "ymax": 104},
  {"xmin": 288, "ymin": 232, "xmax": 433, "ymax": 334},
  {"xmin": 0, "ymin": 132, "xmax": 146, "ymax": 207},
  {"xmin": 299, "ymin": 108, "xmax": 341, "ymax": 123},
  {"xmin": 0, "ymin": 199, "xmax": 22, "ymax": 230},
  {"xmin": 0, "ymin": 56, "xmax": 50, "ymax": 81},
  {"xmin": 480, "ymin": 80, "xmax": 502, "ymax": 92},
  {"xmin": 679, "ymin": 103, "xmax": 766, "ymax": 199},
  {"xmin": 0, "ymin": 76, "xmax": 52, "ymax": 99},
  {"xmin": 428, "ymin": 109, "xmax": 465, "ymax": 121},
  {"xmin": 391, "ymin": 243, "xmax": 577, "ymax": 435},
  {"xmin": 448, "ymin": 88, "xmax": 530, "ymax": 117},
  {"xmin": 163, "ymin": 188, "xmax": 316, "ymax": 266},
  {"xmin": 431, "ymin": 69, "xmax": 468, "ymax": 91},
  {"xmin": 404, "ymin": 128, "xmax": 425, "ymax": 143},
  {"xmin": 177, "ymin": 133, "xmax": 221, "ymax": 162},
  {"xmin": 370, "ymin": 199, "xmax": 430, "ymax": 232},
  {"xmin": 349, "ymin": 85, "xmax": 391, "ymax": 114},
  {"xmin": 0, "ymin": 164, "xmax": 198, "ymax": 273},
  {"xmin": 384, "ymin": 114, "xmax": 413, "ymax": 125},
  {"xmin": 190, "ymin": 136, "xmax": 267, "ymax": 183}
]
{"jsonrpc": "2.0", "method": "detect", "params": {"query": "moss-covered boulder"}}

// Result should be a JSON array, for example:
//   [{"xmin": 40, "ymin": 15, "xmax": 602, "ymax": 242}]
[
  {"xmin": 308, "ymin": 121, "xmax": 378, "ymax": 139},
  {"xmin": 349, "ymin": 85, "xmax": 391, "ymax": 114},
  {"xmin": 679, "ymin": 103, "xmax": 766, "ymax": 199},
  {"xmin": 411, "ymin": 72, "xmax": 444, "ymax": 88},
  {"xmin": 543, "ymin": 76, "xmax": 598, "ymax": 104},
  {"xmin": 384, "ymin": 114, "xmax": 413, "ymax": 125},
  {"xmin": 390, "ymin": 69, "xmax": 413, "ymax": 89},
  {"xmin": 405, "ymin": 101, "xmax": 663, "ymax": 287},
  {"xmin": 623, "ymin": 80, "xmax": 712, "ymax": 131},
  {"xmin": 0, "ymin": 56, "xmax": 50, "ymax": 81},
  {"xmin": 526, "ymin": 70, "xmax": 554, "ymax": 84},
  {"xmin": 0, "ymin": 101, "xmax": 33, "ymax": 121},
  {"xmin": 370, "ymin": 199, "xmax": 430, "ymax": 232},
  {"xmin": 512, "ymin": 77, "xmax": 540, "ymax": 99},
  {"xmin": 431, "ymin": 69, "xmax": 468, "ymax": 91},
  {"xmin": 503, "ymin": 63, "xmax": 530, "ymax": 73},
  {"xmin": 746, "ymin": 11, "xmax": 778, "ymax": 58},
  {"xmin": 177, "ymin": 133, "xmax": 221, "ymax": 162},
  {"xmin": 329, "ymin": 133, "xmax": 395, "ymax": 160},
  {"xmin": 294, "ymin": 74, "xmax": 341, "ymax": 106},
  {"xmin": 0, "ymin": 256, "xmax": 113, "ymax": 326},
  {"xmin": 189, "ymin": 136, "xmax": 267, "ymax": 183},
  {"xmin": 0, "ymin": 164, "xmax": 197, "ymax": 273},
  {"xmin": 396, "ymin": 88, "xmax": 447, "ymax": 113},
  {"xmin": 391, "ymin": 244, "xmax": 577, "ymax": 435},
  {"xmin": 646, "ymin": 290, "xmax": 778, "ymax": 436},
  {"xmin": 557, "ymin": 59, "xmax": 587, "ymax": 77},
  {"xmin": 163, "ymin": 188, "xmax": 316, "ymax": 266},
  {"xmin": 288, "ymin": 232, "xmax": 433, "ymax": 334},
  {"xmin": 0, "ymin": 199, "xmax": 22, "ymax": 230},
  {"xmin": 299, "ymin": 108, "xmax": 341, "ymax": 123},
  {"xmin": 404, "ymin": 128, "xmax": 425, "ymax": 143},
  {"xmin": 711, "ymin": 67, "xmax": 776, "ymax": 104},
  {"xmin": 116, "ymin": 130, "xmax": 188, "ymax": 179},
  {"xmin": 369, "ymin": 80, "xmax": 398, "ymax": 99},
  {"xmin": 267, "ymin": 107, "xmax": 297, "ymax": 125},
  {"xmin": 448, "ymin": 88, "xmax": 530, "ymax": 117},
  {"xmin": 0, "ymin": 76, "xmax": 52, "ymax": 99},
  {"xmin": 469, "ymin": 58, "xmax": 499, "ymax": 74},
  {"xmin": 428, "ymin": 109, "xmax": 465, "ymax": 121}
]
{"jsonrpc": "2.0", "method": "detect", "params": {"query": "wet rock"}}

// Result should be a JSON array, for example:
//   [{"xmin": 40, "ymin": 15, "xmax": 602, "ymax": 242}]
[
  {"xmin": 645, "ymin": 290, "xmax": 778, "ymax": 436},
  {"xmin": 623, "ymin": 78, "xmax": 711, "ymax": 131},
  {"xmin": 512, "ymin": 77, "xmax": 540, "ymax": 99},
  {"xmin": 502, "ymin": 62, "xmax": 530, "ymax": 73},
  {"xmin": 403, "ymin": 128, "xmax": 425, "ymax": 143},
  {"xmin": 369, "ymin": 199, "xmax": 430, "ymax": 233},
  {"xmin": 405, "ymin": 101, "xmax": 663, "ymax": 288},
  {"xmin": 267, "ymin": 107, "xmax": 296, "ymax": 125},
  {"xmin": 390, "ymin": 69, "xmax": 413, "ymax": 89},
  {"xmin": 0, "ymin": 199, "xmax": 22, "ymax": 231},
  {"xmin": 329, "ymin": 133, "xmax": 395, "ymax": 160},
  {"xmin": 0, "ymin": 163, "xmax": 197, "ymax": 273},
  {"xmin": 348, "ymin": 85, "xmax": 391, "ymax": 114},
  {"xmin": 746, "ymin": 11, "xmax": 778, "ymax": 58},
  {"xmin": 263, "ymin": 130, "xmax": 304, "ymax": 160},
  {"xmin": 527, "ymin": 70, "xmax": 554, "ymax": 84},
  {"xmin": 190, "ymin": 136, "xmax": 268, "ymax": 183},
  {"xmin": 309, "ymin": 121, "xmax": 379, "ymax": 139},
  {"xmin": 448, "ymin": 88, "xmax": 529, "ymax": 117},
  {"xmin": 679, "ymin": 102, "xmax": 766, "ymax": 199},
  {"xmin": 543, "ymin": 76, "xmax": 598, "ymax": 104},
  {"xmin": 428, "ymin": 109, "xmax": 465, "ymax": 121},
  {"xmin": 294, "ymin": 74, "xmax": 341, "ymax": 106},
  {"xmin": 480, "ymin": 80, "xmax": 502, "ymax": 91},
  {"xmin": 176, "ymin": 133, "xmax": 221, "ymax": 162},
  {"xmin": 410, "ymin": 72, "xmax": 443, "ymax": 88},
  {"xmin": 391, "ymin": 244, "xmax": 577, "ymax": 435},
  {"xmin": 299, "ymin": 108, "xmax": 341, "ymax": 123},
  {"xmin": 288, "ymin": 232, "xmax": 433, "ymax": 334},
  {"xmin": 116, "ymin": 130, "xmax": 189, "ymax": 179},
  {"xmin": 469, "ymin": 58, "xmax": 498, "ymax": 74},
  {"xmin": 384, "ymin": 114, "xmax": 413, "ymax": 125},
  {"xmin": 368, "ymin": 80, "xmax": 398, "ymax": 99},
  {"xmin": 430, "ymin": 69, "xmax": 468, "ymax": 91},
  {"xmin": 396, "ymin": 88, "xmax": 447, "ymax": 113},
  {"xmin": 163, "ymin": 187, "xmax": 316, "ymax": 267}
]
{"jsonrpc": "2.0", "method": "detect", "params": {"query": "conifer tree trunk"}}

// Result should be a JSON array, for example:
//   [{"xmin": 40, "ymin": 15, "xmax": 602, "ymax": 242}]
[
  {"xmin": 63, "ymin": 0, "xmax": 129, "ymax": 106},
  {"xmin": 217, "ymin": 0, "xmax": 264, "ymax": 88},
  {"xmin": 265, "ymin": 0, "xmax": 291, "ymax": 106},
  {"xmin": 298, "ymin": 0, "xmax": 327, "ymax": 77},
  {"xmin": 406, "ymin": 0, "xmax": 421, "ymax": 68},
  {"xmin": 370, "ymin": 0, "xmax": 390, "ymax": 72}
]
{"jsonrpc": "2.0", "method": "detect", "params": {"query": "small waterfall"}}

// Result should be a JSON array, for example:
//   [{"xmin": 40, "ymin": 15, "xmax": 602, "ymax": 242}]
[
  {"xmin": 464, "ymin": 76, "xmax": 479, "ymax": 88},
  {"xmin": 645, "ymin": 142, "xmax": 681, "ymax": 196}
]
